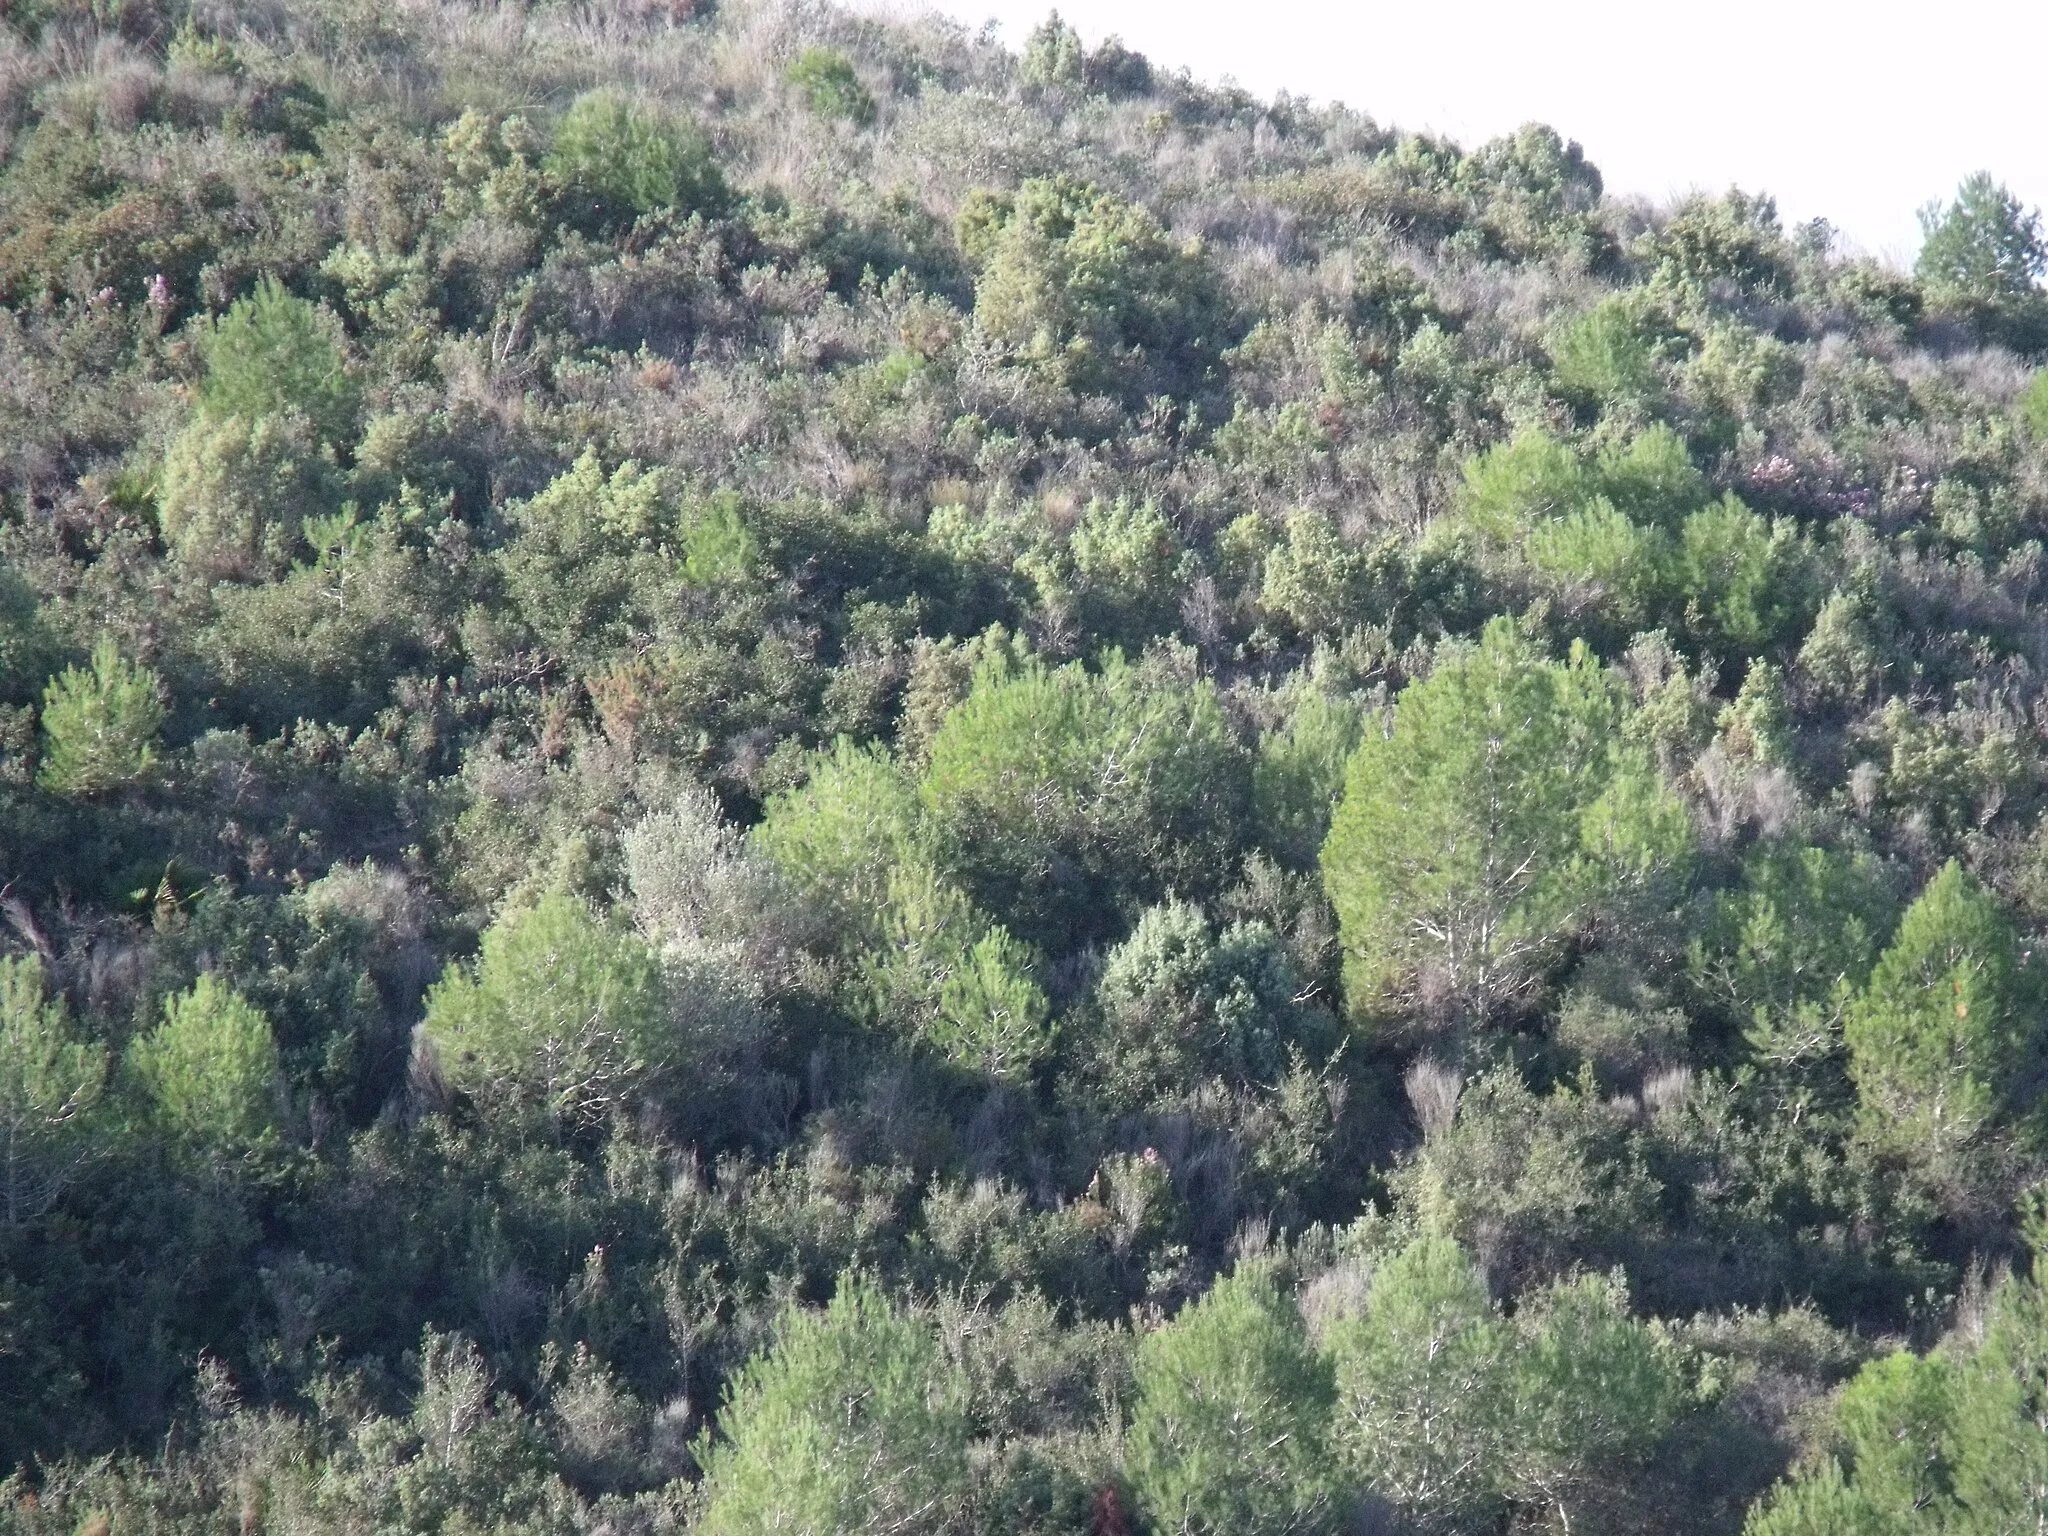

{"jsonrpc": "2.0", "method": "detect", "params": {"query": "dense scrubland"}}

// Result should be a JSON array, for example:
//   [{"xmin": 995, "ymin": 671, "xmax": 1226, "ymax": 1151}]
[{"xmin": 5, "ymin": 0, "xmax": 2048, "ymax": 1529}]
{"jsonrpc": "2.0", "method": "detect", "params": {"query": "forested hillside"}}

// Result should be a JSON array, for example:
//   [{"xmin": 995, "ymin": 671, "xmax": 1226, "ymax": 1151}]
[{"xmin": 6, "ymin": 0, "xmax": 2048, "ymax": 1529}]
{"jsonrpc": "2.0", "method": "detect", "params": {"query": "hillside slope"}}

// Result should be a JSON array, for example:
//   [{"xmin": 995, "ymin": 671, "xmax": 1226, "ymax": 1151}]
[{"xmin": 4, "ymin": 2, "xmax": 2048, "ymax": 1531}]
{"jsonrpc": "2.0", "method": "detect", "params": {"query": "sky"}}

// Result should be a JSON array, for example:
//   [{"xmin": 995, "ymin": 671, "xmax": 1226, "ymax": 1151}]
[{"xmin": 889, "ymin": 0, "xmax": 2048, "ymax": 266}]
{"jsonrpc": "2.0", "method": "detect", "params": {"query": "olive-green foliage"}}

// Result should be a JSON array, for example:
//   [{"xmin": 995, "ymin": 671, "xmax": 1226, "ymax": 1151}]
[
  {"xmin": 1258, "ymin": 509, "xmax": 1377, "ymax": 638},
  {"xmin": 1331, "ymin": 1237, "xmax": 1678, "ymax": 1535},
  {"xmin": 498, "ymin": 449, "xmax": 685, "ymax": 668},
  {"xmin": 1462, "ymin": 428, "xmax": 1597, "ymax": 534},
  {"xmin": 1393, "ymin": 1066, "xmax": 1659, "ymax": 1283},
  {"xmin": 1254, "ymin": 687, "xmax": 1367, "ymax": 871},
  {"xmin": 862, "ymin": 862, "xmax": 1054, "ymax": 1081},
  {"xmin": 1066, "ymin": 495, "xmax": 1187, "ymax": 644},
  {"xmin": 930, "ymin": 926, "xmax": 1053, "ymax": 1083},
  {"xmin": 0, "ymin": 955, "xmax": 106, "ymax": 1228},
  {"xmin": 421, "ymin": 891, "xmax": 669, "ymax": 1131},
  {"xmin": 1523, "ymin": 494, "xmax": 1669, "ymax": 631},
  {"xmin": 755, "ymin": 739, "xmax": 924, "ymax": 949},
  {"xmin": 1461, "ymin": 425, "xmax": 1739, "ymax": 639},
  {"xmin": 0, "ymin": 566, "xmax": 54, "ymax": 705},
  {"xmin": 1915, "ymin": 173, "xmax": 2048, "ymax": 350},
  {"xmin": 1549, "ymin": 291, "xmax": 1684, "ymax": 407},
  {"xmin": 962, "ymin": 175, "xmax": 1224, "ymax": 397},
  {"xmin": 2020, "ymin": 370, "xmax": 2048, "ymax": 439},
  {"xmin": 1125, "ymin": 1260, "xmax": 1336, "ymax": 1536},
  {"xmin": 196, "ymin": 275, "xmax": 357, "ymax": 442},
  {"xmin": 1321, "ymin": 618, "xmax": 1690, "ymax": 1027},
  {"xmin": 683, "ymin": 492, "xmax": 761, "ymax": 589},
  {"xmin": 921, "ymin": 649, "xmax": 1249, "ymax": 950},
  {"xmin": 158, "ymin": 409, "xmax": 341, "ymax": 579},
  {"xmin": 1649, "ymin": 190, "xmax": 1794, "ymax": 300},
  {"xmin": 1086, "ymin": 900, "xmax": 1334, "ymax": 1108},
  {"xmin": 1499, "ymin": 1269, "xmax": 1681, "ymax": 1522},
  {"xmin": 1462, "ymin": 424, "xmax": 1807, "ymax": 656},
  {"xmin": 36, "ymin": 637, "xmax": 164, "ymax": 795},
  {"xmin": 545, "ymin": 89, "xmax": 725, "ymax": 231},
  {"xmin": 1747, "ymin": 1255, "xmax": 2048, "ymax": 1534},
  {"xmin": 786, "ymin": 47, "xmax": 875, "ymax": 125},
  {"xmin": 202, "ymin": 504, "xmax": 453, "ymax": 732},
  {"xmin": 123, "ymin": 974, "xmax": 279, "ymax": 1158},
  {"xmin": 1677, "ymin": 494, "xmax": 1813, "ymax": 656},
  {"xmin": 1843, "ymin": 860, "xmax": 2035, "ymax": 1161},
  {"xmin": 694, "ymin": 1275, "xmax": 970, "ymax": 1535},
  {"xmin": 1463, "ymin": 124, "xmax": 1605, "ymax": 262},
  {"xmin": 1690, "ymin": 842, "xmax": 1893, "ymax": 1070},
  {"xmin": 13, "ymin": 0, "xmax": 2048, "ymax": 1519},
  {"xmin": 1329, "ymin": 1236, "xmax": 1510, "ymax": 1531},
  {"xmin": 1018, "ymin": 13, "xmax": 1086, "ymax": 89}
]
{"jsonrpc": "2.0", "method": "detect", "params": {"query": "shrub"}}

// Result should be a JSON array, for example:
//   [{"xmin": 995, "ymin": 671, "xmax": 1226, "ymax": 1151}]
[
  {"xmin": 1393, "ymin": 1065, "xmax": 1659, "ymax": 1284},
  {"xmin": 1500, "ymin": 1270, "xmax": 1682, "ymax": 1522},
  {"xmin": 0, "ymin": 956, "xmax": 107, "ymax": 1227},
  {"xmin": 0, "ymin": 567, "xmax": 54, "ymax": 706},
  {"xmin": 920, "ymin": 649, "xmax": 1249, "ymax": 951},
  {"xmin": 158, "ymin": 409, "xmax": 339, "ymax": 580},
  {"xmin": 963, "ymin": 175, "xmax": 1225, "ymax": 398},
  {"xmin": 1018, "ymin": 13, "xmax": 1085, "ymax": 89},
  {"xmin": 1743, "ymin": 1258, "xmax": 2048, "ymax": 1536},
  {"xmin": 196, "ymin": 275, "xmax": 357, "ymax": 442},
  {"xmin": 1067, "ymin": 495, "xmax": 1187, "ymax": 645},
  {"xmin": 1258, "ymin": 508, "xmax": 1375, "ymax": 637},
  {"xmin": 1843, "ymin": 860, "xmax": 2034, "ymax": 1165},
  {"xmin": 1330, "ymin": 1237, "xmax": 1678, "ymax": 1534},
  {"xmin": 1125, "ymin": 1260, "xmax": 1336, "ymax": 1536},
  {"xmin": 1328, "ymin": 1236, "xmax": 1509, "ymax": 1532},
  {"xmin": 124, "ymin": 974, "xmax": 279, "ymax": 1158},
  {"xmin": 1677, "ymin": 494, "xmax": 1812, "ymax": 657},
  {"xmin": 861, "ymin": 863, "xmax": 1054, "ymax": 1081},
  {"xmin": 1916, "ymin": 173, "xmax": 2048, "ymax": 351},
  {"xmin": 545, "ymin": 89, "xmax": 725, "ymax": 231},
  {"xmin": 786, "ymin": 48, "xmax": 874, "ymax": 125},
  {"xmin": 1648, "ymin": 189, "xmax": 1794, "ymax": 300},
  {"xmin": 421, "ymin": 891, "xmax": 669, "ymax": 1131},
  {"xmin": 37, "ymin": 638, "xmax": 165, "ymax": 796},
  {"xmin": 2019, "ymin": 370, "xmax": 2048, "ymax": 439},
  {"xmin": 1690, "ymin": 841, "xmax": 1894, "ymax": 1071},
  {"xmin": 930, "ymin": 927, "xmax": 1053, "ymax": 1083},
  {"xmin": 1321, "ymin": 619, "xmax": 1690, "ymax": 1029},
  {"xmin": 1087, "ymin": 900, "xmax": 1334, "ymax": 1108},
  {"xmin": 498, "ymin": 450, "xmax": 683, "ymax": 668},
  {"xmin": 1549, "ymin": 292, "xmax": 1685, "ymax": 409},
  {"xmin": 754, "ymin": 740, "xmax": 925, "ymax": 951},
  {"xmin": 1253, "ymin": 687, "xmax": 1367, "ymax": 872},
  {"xmin": 694, "ymin": 1275, "xmax": 970, "ymax": 1535}
]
